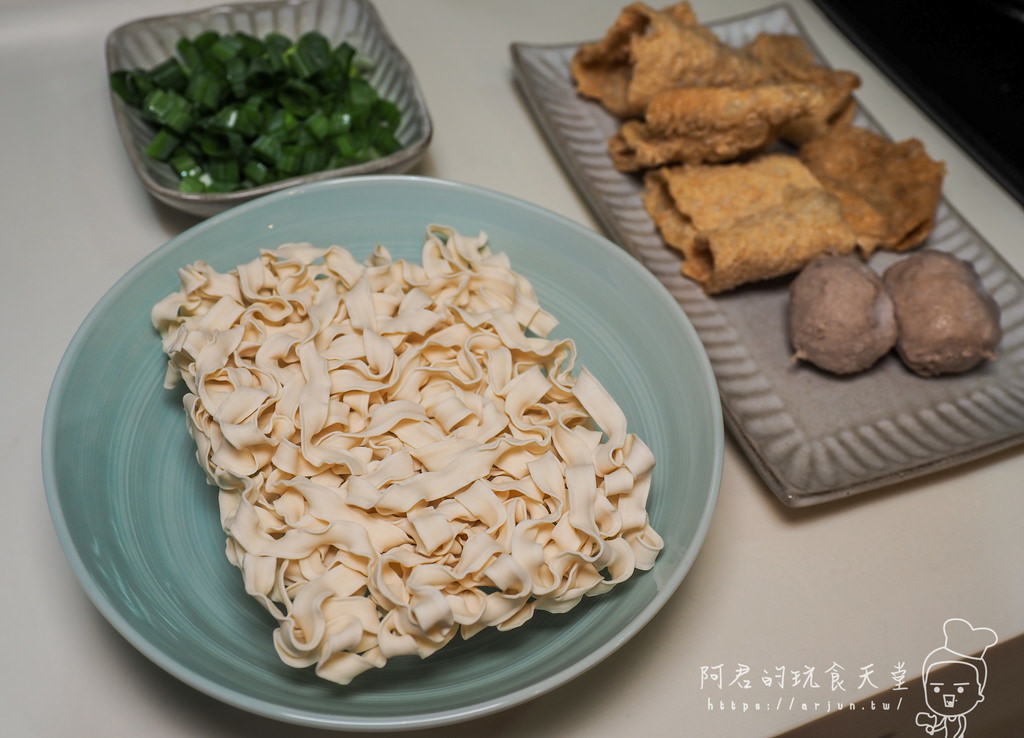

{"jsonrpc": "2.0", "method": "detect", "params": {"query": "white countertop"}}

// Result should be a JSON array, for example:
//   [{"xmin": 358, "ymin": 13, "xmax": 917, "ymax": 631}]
[{"xmin": 3, "ymin": 0, "xmax": 1022, "ymax": 736}]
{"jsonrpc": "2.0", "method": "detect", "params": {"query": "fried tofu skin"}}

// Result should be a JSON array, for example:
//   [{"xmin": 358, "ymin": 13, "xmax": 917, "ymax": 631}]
[
  {"xmin": 609, "ymin": 83, "xmax": 827, "ymax": 171},
  {"xmin": 571, "ymin": 1, "xmax": 773, "ymax": 118},
  {"xmin": 799, "ymin": 126, "xmax": 946, "ymax": 255},
  {"xmin": 574, "ymin": 6, "xmax": 861, "ymax": 172},
  {"xmin": 743, "ymin": 33, "xmax": 861, "ymax": 143},
  {"xmin": 577, "ymin": 3, "xmax": 944, "ymax": 298},
  {"xmin": 642, "ymin": 154, "xmax": 857, "ymax": 293}
]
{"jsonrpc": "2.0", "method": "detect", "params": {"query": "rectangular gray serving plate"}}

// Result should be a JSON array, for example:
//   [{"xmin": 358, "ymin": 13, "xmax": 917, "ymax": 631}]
[{"xmin": 511, "ymin": 4, "xmax": 1024, "ymax": 506}]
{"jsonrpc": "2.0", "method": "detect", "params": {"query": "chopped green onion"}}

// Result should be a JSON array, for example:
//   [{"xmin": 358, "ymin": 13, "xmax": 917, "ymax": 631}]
[
  {"xmin": 336, "ymin": 131, "xmax": 354, "ymax": 155},
  {"xmin": 193, "ymin": 30, "xmax": 221, "ymax": 52},
  {"xmin": 148, "ymin": 57, "xmax": 187, "ymax": 91},
  {"xmin": 209, "ymin": 33, "xmax": 245, "ymax": 63},
  {"xmin": 223, "ymin": 56, "xmax": 249, "ymax": 99},
  {"xmin": 277, "ymin": 78, "xmax": 320, "ymax": 117},
  {"xmin": 179, "ymin": 174, "xmax": 207, "ymax": 193},
  {"xmin": 235, "ymin": 32, "xmax": 265, "ymax": 59},
  {"xmin": 327, "ymin": 109, "xmax": 352, "ymax": 135},
  {"xmin": 204, "ymin": 178, "xmax": 239, "ymax": 193},
  {"xmin": 191, "ymin": 129, "xmax": 245, "ymax": 158},
  {"xmin": 144, "ymin": 127, "xmax": 180, "ymax": 160},
  {"xmin": 205, "ymin": 158, "xmax": 240, "ymax": 185},
  {"xmin": 347, "ymin": 77, "xmax": 377, "ymax": 113},
  {"xmin": 109, "ymin": 69, "xmax": 152, "ymax": 106},
  {"xmin": 186, "ymin": 70, "xmax": 227, "ymax": 111},
  {"xmin": 169, "ymin": 149, "xmax": 202, "ymax": 178},
  {"xmin": 263, "ymin": 33, "xmax": 292, "ymax": 73},
  {"xmin": 175, "ymin": 37, "xmax": 203, "ymax": 72},
  {"xmin": 374, "ymin": 99, "xmax": 401, "ymax": 130},
  {"xmin": 290, "ymin": 125, "xmax": 317, "ymax": 149},
  {"xmin": 251, "ymin": 131, "xmax": 284, "ymax": 164},
  {"xmin": 109, "ymin": 29, "xmax": 405, "ymax": 194},
  {"xmin": 264, "ymin": 107, "xmax": 300, "ymax": 135},
  {"xmin": 244, "ymin": 159, "xmax": 273, "ymax": 185},
  {"xmin": 334, "ymin": 42, "xmax": 356, "ymax": 75},
  {"xmin": 298, "ymin": 145, "xmax": 330, "ymax": 174},
  {"xmin": 304, "ymin": 109, "xmax": 330, "ymax": 141},
  {"xmin": 286, "ymin": 31, "xmax": 332, "ymax": 78},
  {"xmin": 142, "ymin": 88, "xmax": 194, "ymax": 134},
  {"xmin": 372, "ymin": 128, "xmax": 400, "ymax": 156},
  {"xmin": 208, "ymin": 104, "xmax": 260, "ymax": 138},
  {"xmin": 276, "ymin": 144, "xmax": 304, "ymax": 175}
]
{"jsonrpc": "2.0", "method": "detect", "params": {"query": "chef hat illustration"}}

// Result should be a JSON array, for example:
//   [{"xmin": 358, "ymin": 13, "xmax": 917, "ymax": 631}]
[{"xmin": 922, "ymin": 618, "xmax": 998, "ymax": 692}]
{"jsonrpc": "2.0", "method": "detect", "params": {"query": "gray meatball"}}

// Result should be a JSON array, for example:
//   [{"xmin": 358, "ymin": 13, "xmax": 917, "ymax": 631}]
[
  {"xmin": 789, "ymin": 255, "xmax": 898, "ymax": 374},
  {"xmin": 883, "ymin": 250, "xmax": 1001, "ymax": 376}
]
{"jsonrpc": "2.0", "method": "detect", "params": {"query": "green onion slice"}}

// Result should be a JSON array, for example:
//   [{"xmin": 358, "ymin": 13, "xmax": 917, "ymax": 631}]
[{"xmin": 110, "ymin": 29, "xmax": 405, "ymax": 194}]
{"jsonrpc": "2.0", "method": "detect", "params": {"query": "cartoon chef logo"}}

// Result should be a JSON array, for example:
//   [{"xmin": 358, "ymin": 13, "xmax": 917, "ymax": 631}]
[{"xmin": 915, "ymin": 618, "xmax": 997, "ymax": 737}]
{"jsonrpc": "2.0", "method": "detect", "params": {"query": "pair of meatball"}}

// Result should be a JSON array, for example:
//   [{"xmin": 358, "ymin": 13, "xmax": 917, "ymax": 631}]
[{"xmin": 788, "ymin": 251, "xmax": 1002, "ymax": 376}]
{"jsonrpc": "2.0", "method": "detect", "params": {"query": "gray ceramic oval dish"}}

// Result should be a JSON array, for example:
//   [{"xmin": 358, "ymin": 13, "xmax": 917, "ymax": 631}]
[
  {"xmin": 511, "ymin": 3, "xmax": 1024, "ymax": 506},
  {"xmin": 105, "ymin": 0, "xmax": 433, "ymax": 218}
]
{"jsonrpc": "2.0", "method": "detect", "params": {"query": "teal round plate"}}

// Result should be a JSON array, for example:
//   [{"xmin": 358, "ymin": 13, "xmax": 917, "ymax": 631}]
[{"xmin": 42, "ymin": 175, "xmax": 722, "ymax": 730}]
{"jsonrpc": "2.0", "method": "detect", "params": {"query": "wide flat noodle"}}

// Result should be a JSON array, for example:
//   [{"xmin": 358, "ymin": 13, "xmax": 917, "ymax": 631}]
[{"xmin": 153, "ymin": 225, "xmax": 663, "ymax": 684}]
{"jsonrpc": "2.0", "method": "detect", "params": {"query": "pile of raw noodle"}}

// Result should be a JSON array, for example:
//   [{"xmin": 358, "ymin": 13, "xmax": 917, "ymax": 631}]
[{"xmin": 152, "ymin": 225, "xmax": 663, "ymax": 684}]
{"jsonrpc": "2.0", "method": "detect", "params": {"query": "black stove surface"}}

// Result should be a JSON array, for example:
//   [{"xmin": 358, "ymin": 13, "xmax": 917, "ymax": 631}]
[{"xmin": 811, "ymin": 0, "xmax": 1024, "ymax": 207}]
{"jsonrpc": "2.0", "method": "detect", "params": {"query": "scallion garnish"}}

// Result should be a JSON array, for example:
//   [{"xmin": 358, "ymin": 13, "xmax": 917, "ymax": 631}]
[
  {"xmin": 144, "ymin": 127, "xmax": 180, "ymax": 160},
  {"xmin": 111, "ymin": 29, "xmax": 404, "ymax": 194}
]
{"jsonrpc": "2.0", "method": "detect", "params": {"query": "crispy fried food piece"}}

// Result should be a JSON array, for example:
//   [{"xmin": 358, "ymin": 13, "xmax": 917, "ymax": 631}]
[
  {"xmin": 608, "ymin": 83, "xmax": 827, "ymax": 171},
  {"xmin": 642, "ymin": 154, "xmax": 857, "ymax": 293},
  {"xmin": 743, "ymin": 33, "xmax": 861, "ymax": 143},
  {"xmin": 642, "ymin": 153, "xmax": 823, "ymax": 258},
  {"xmin": 799, "ymin": 125, "xmax": 946, "ymax": 255},
  {"xmin": 571, "ymin": 1, "xmax": 773, "ymax": 119},
  {"xmin": 688, "ymin": 189, "xmax": 857, "ymax": 294}
]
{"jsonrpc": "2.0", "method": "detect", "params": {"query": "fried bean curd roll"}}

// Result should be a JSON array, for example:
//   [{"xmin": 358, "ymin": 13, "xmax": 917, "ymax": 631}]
[
  {"xmin": 643, "ymin": 154, "xmax": 857, "ymax": 293},
  {"xmin": 742, "ymin": 33, "xmax": 861, "ymax": 144},
  {"xmin": 800, "ymin": 125, "xmax": 946, "ymax": 255},
  {"xmin": 571, "ymin": 1, "xmax": 773, "ymax": 118},
  {"xmin": 609, "ymin": 83, "xmax": 827, "ymax": 171}
]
